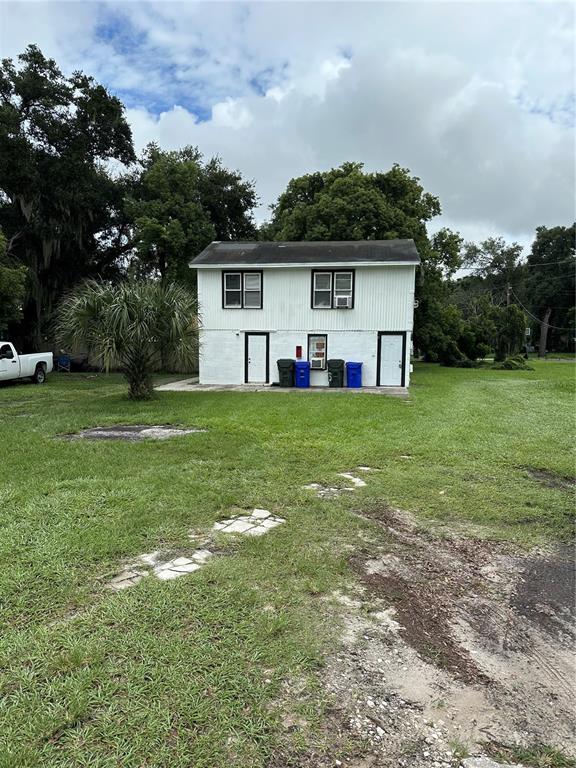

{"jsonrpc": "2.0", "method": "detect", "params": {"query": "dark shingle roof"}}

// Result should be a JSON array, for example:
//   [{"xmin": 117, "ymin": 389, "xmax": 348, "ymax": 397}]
[{"xmin": 191, "ymin": 240, "xmax": 420, "ymax": 267}]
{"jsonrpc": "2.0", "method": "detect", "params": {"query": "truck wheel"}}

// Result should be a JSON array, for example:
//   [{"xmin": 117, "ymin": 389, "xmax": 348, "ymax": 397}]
[{"xmin": 33, "ymin": 364, "xmax": 46, "ymax": 384}]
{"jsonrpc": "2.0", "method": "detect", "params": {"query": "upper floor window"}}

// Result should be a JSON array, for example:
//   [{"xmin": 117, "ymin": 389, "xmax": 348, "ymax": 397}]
[
  {"xmin": 313, "ymin": 272, "xmax": 332, "ymax": 308},
  {"xmin": 223, "ymin": 271, "xmax": 262, "ymax": 309},
  {"xmin": 312, "ymin": 270, "xmax": 354, "ymax": 309}
]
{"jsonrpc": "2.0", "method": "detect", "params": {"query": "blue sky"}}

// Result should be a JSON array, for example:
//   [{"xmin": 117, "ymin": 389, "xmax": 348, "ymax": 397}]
[{"xmin": 0, "ymin": 0, "xmax": 574, "ymax": 244}]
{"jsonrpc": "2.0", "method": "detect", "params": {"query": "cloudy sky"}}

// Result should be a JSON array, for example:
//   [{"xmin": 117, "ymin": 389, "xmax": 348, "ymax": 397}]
[{"xmin": 1, "ymin": 1, "xmax": 574, "ymax": 249}]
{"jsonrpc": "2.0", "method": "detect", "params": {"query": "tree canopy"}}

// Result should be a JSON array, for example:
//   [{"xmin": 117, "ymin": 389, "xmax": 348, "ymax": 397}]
[
  {"xmin": 0, "ymin": 46, "xmax": 258, "ymax": 349},
  {"xmin": 0, "ymin": 45, "xmax": 136, "ymax": 348},
  {"xmin": 0, "ymin": 228, "xmax": 27, "ymax": 336},
  {"xmin": 125, "ymin": 144, "xmax": 257, "ymax": 285},
  {"xmin": 261, "ymin": 162, "xmax": 440, "ymax": 252},
  {"xmin": 462, "ymin": 237, "xmax": 524, "ymax": 303},
  {"xmin": 524, "ymin": 224, "xmax": 575, "ymax": 355}
]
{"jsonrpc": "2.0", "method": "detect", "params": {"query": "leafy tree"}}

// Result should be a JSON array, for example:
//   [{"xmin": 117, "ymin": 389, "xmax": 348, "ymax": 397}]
[
  {"xmin": 567, "ymin": 307, "xmax": 576, "ymax": 340},
  {"xmin": 126, "ymin": 145, "xmax": 257, "ymax": 285},
  {"xmin": 414, "ymin": 228, "xmax": 463, "ymax": 358},
  {"xmin": 450, "ymin": 272, "xmax": 491, "ymax": 313},
  {"xmin": 416, "ymin": 301, "xmax": 463, "ymax": 364},
  {"xmin": 199, "ymin": 156, "xmax": 258, "ymax": 241},
  {"xmin": 0, "ymin": 228, "xmax": 27, "ymax": 336},
  {"xmin": 462, "ymin": 236, "xmax": 524, "ymax": 303},
  {"xmin": 457, "ymin": 296, "xmax": 497, "ymax": 361},
  {"xmin": 493, "ymin": 304, "xmax": 526, "ymax": 361},
  {"xmin": 261, "ymin": 162, "xmax": 463, "ymax": 357},
  {"xmin": 524, "ymin": 224, "xmax": 575, "ymax": 356},
  {"xmin": 452, "ymin": 238, "xmax": 534, "ymax": 361},
  {"xmin": 0, "ymin": 45, "xmax": 135, "ymax": 348},
  {"xmin": 262, "ymin": 162, "xmax": 440, "ymax": 249},
  {"xmin": 56, "ymin": 280, "xmax": 199, "ymax": 400}
]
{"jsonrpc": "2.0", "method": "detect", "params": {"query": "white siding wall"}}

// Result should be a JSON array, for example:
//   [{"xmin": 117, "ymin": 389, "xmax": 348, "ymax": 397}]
[{"xmin": 197, "ymin": 265, "xmax": 415, "ymax": 387}]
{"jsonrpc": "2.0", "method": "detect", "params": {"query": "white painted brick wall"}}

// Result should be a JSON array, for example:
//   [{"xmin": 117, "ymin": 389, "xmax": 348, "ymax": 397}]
[{"xmin": 199, "ymin": 329, "xmax": 412, "ymax": 387}]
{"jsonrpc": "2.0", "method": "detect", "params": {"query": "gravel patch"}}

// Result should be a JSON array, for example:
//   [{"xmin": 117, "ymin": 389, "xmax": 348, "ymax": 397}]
[{"xmin": 61, "ymin": 424, "xmax": 207, "ymax": 441}]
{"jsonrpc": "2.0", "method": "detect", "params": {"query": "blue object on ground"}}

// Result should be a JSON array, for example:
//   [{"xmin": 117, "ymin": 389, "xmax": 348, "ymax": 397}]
[
  {"xmin": 294, "ymin": 360, "xmax": 311, "ymax": 388},
  {"xmin": 345, "ymin": 361, "xmax": 363, "ymax": 388},
  {"xmin": 56, "ymin": 355, "xmax": 71, "ymax": 372}
]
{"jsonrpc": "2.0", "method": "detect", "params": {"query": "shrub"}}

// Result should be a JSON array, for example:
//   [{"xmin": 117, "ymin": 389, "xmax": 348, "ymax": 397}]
[{"xmin": 492, "ymin": 355, "xmax": 534, "ymax": 371}]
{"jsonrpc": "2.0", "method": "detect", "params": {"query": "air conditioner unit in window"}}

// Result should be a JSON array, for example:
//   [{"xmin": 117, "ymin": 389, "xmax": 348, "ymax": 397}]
[
  {"xmin": 310, "ymin": 358, "xmax": 324, "ymax": 370},
  {"xmin": 335, "ymin": 295, "xmax": 351, "ymax": 308}
]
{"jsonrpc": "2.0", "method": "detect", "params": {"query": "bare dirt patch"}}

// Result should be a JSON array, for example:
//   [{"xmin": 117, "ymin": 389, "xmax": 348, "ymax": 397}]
[
  {"xmin": 351, "ymin": 506, "xmax": 493, "ymax": 685},
  {"xmin": 60, "ymin": 424, "xmax": 206, "ymax": 441},
  {"xmin": 524, "ymin": 467, "xmax": 575, "ymax": 492},
  {"xmin": 287, "ymin": 507, "xmax": 575, "ymax": 767}
]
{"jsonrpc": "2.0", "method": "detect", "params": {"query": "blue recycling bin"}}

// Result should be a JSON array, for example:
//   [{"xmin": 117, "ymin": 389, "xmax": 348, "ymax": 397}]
[
  {"xmin": 294, "ymin": 360, "xmax": 311, "ymax": 388},
  {"xmin": 56, "ymin": 354, "xmax": 71, "ymax": 372},
  {"xmin": 346, "ymin": 361, "xmax": 363, "ymax": 388}
]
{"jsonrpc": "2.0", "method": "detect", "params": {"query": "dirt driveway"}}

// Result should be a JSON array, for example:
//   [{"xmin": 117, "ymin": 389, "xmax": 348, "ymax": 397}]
[{"xmin": 297, "ymin": 507, "xmax": 575, "ymax": 767}]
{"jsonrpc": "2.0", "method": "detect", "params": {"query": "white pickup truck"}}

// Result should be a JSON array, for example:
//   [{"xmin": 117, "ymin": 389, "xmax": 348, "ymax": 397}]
[{"xmin": 0, "ymin": 342, "xmax": 53, "ymax": 384}]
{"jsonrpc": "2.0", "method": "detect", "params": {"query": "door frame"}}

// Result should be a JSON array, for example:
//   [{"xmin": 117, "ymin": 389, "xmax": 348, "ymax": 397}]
[
  {"xmin": 244, "ymin": 331, "xmax": 270, "ymax": 384},
  {"xmin": 376, "ymin": 331, "xmax": 407, "ymax": 387}
]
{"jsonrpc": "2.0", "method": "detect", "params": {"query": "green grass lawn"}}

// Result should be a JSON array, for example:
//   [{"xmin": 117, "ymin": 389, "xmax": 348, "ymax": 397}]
[{"xmin": 0, "ymin": 362, "xmax": 574, "ymax": 766}]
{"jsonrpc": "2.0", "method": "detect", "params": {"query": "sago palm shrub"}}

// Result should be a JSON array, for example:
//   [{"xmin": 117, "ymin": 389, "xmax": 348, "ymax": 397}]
[{"xmin": 56, "ymin": 279, "xmax": 200, "ymax": 400}]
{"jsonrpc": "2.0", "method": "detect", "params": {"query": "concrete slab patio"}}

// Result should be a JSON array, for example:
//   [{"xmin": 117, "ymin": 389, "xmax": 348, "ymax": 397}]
[{"xmin": 155, "ymin": 379, "xmax": 408, "ymax": 397}]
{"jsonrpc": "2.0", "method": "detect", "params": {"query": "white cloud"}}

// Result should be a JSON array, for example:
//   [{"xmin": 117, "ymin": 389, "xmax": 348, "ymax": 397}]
[
  {"xmin": 212, "ymin": 98, "xmax": 254, "ymax": 129},
  {"xmin": 0, "ymin": 0, "xmax": 574, "ymax": 247}
]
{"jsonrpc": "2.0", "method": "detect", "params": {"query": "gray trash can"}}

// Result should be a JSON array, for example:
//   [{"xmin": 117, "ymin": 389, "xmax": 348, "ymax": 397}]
[{"xmin": 277, "ymin": 359, "xmax": 295, "ymax": 387}]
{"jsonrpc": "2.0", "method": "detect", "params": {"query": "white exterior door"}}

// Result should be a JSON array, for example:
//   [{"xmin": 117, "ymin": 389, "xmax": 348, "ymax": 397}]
[
  {"xmin": 378, "ymin": 333, "xmax": 404, "ymax": 386},
  {"xmin": 245, "ymin": 333, "xmax": 269, "ymax": 383}
]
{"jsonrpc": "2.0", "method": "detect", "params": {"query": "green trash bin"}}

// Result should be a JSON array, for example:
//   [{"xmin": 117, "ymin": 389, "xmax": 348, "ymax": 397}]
[
  {"xmin": 277, "ymin": 359, "xmax": 295, "ymax": 387},
  {"xmin": 327, "ymin": 359, "xmax": 345, "ymax": 388}
]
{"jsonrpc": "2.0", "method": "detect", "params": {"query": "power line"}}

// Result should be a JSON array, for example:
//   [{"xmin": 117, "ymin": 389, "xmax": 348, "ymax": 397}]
[
  {"xmin": 509, "ymin": 287, "xmax": 574, "ymax": 331},
  {"xmin": 460, "ymin": 261, "xmax": 575, "ymax": 274},
  {"xmin": 521, "ymin": 261, "xmax": 576, "ymax": 269},
  {"xmin": 524, "ymin": 271, "xmax": 576, "ymax": 281}
]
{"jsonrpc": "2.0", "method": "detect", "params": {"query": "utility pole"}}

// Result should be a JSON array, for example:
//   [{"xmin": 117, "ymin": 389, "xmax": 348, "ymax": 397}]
[{"xmin": 506, "ymin": 284, "xmax": 511, "ymax": 306}]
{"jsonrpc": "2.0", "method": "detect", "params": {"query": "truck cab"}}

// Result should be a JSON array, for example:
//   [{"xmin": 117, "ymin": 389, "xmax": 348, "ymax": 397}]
[{"xmin": 0, "ymin": 342, "xmax": 53, "ymax": 384}]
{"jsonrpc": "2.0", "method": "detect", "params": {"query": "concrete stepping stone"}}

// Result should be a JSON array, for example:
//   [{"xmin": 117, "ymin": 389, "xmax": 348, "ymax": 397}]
[
  {"xmin": 107, "ymin": 548, "xmax": 214, "ymax": 589},
  {"xmin": 221, "ymin": 518, "xmax": 255, "ymax": 534},
  {"xmin": 338, "ymin": 472, "xmax": 367, "ymax": 487},
  {"xmin": 154, "ymin": 557, "xmax": 202, "ymax": 580},
  {"xmin": 304, "ymin": 484, "xmax": 341, "ymax": 498},
  {"xmin": 108, "ymin": 569, "xmax": 147, "ymax": 591},
  {"xmin": 244, "ymin": 525, "xmax": 270, "ymax": 536},
  {"xmin": 303, "ymin": 468, "xmax": 370, "ymax": 498},
  {"xmin": 303, "ymin": 482, "xmax": 355, "ymax": 498},
  {"xmin": 190, "ymin": 549, "xmax": 212, "ymax": 563},
  {"xmin": 106, "ymin": 506, "xmax": 286, "ymax": 592},
  {"xmin": 261, "ymin": 517, "xmax": 283, "ymax": 529},
  {"xmin": 153, "ymin": 549, "xmax": 214, "ymax": 579},
  {"xmin": 212, "ymin": 509, "xmax": 285, "ymax": 537},
  {"xmin": 137, "ymin": 551, "xmax": 162, "ymax": 566}
]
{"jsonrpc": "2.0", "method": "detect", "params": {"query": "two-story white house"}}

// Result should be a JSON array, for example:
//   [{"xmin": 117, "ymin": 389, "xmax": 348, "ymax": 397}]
[{"xmin": 191, "ymin": 240, "xmax": 420, "ymax": 389}]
